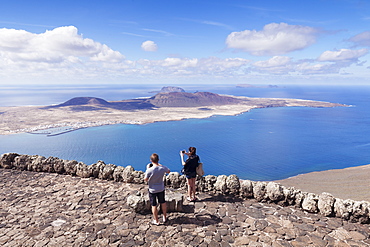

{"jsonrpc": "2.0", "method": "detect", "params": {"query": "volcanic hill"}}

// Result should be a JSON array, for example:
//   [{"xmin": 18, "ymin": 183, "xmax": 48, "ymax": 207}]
[{"xmin": 45, "ymin": 92, "xmax": 245, "ymax": 111}]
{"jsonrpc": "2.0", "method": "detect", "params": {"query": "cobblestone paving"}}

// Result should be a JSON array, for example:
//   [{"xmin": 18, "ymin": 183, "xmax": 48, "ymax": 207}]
[{"xmin": 1, "ymin": 169, "xmax": 370, "ymax": 246}]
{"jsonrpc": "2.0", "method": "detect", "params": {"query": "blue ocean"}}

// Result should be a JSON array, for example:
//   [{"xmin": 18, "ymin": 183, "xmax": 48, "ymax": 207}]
[{"xmin": 1, "ymin": 84, "xmax": 370, "ymax": 181}]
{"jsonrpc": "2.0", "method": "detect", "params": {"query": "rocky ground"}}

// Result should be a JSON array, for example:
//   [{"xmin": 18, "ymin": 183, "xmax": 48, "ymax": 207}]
[{"xmin": 1, "ymin": 169, "xmax": 370, "ymax": 246}]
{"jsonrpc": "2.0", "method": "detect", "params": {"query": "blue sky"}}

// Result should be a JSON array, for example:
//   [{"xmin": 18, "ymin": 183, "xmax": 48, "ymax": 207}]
[{"xmin": 0, "ymin": 0, "xmax": 369, "ymax": 85}]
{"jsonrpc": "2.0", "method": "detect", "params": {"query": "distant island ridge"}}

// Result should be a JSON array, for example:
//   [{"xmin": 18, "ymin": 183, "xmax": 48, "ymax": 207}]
[
  {"xmin": 236, "ymin": 84, "xmax": 279, "ymax": 88},
  {"xmin": 0, "ymin": 86, "xmax": 346, "ymax": 135}
]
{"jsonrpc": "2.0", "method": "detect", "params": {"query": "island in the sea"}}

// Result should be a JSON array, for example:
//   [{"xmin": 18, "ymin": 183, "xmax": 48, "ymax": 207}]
[
  {"xmin": 236, "ymin": 84, "xmax": 279, "ymax": 88},
  {"xmin": 0, "ymin": 87, "xmax": 346, "ymax": 135}
]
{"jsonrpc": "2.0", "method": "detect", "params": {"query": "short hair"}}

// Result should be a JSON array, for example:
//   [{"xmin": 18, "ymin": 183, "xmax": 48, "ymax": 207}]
[
  {"xmin": 189, "ymin": 147, "xmax": 196, "ymax": 155},
  {"xmin": 150, "ymin": 153, "xmax": 159, "ymax": 163}
]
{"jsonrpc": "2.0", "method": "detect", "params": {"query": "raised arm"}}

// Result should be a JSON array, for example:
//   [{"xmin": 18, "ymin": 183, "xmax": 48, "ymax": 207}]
[{"xmin": 179, "ymin": 151, "xmax": 186, "ymax": 166}]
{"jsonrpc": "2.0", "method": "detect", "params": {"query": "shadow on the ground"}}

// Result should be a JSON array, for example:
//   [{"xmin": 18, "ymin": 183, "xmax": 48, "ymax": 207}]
[
  {"xmin": 166, "ymin": 213, "xmax": 222, "ymax": 226},
  {"xmin": 197, "ymin": 193, "xmax": 244, "ymax": 203}
]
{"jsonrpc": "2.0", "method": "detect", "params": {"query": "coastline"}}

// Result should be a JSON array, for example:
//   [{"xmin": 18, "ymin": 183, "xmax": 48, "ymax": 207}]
[
  {"xmin": 0, "ymin": 104, "xmax": 254, "ymax": 135},
  {"xmin": 276, "ymin": 164, "xmax": 370, "ymax": 202},
  {"xmin": 0, "ymin": 95, "xmax": 345, "ymax": 135}
]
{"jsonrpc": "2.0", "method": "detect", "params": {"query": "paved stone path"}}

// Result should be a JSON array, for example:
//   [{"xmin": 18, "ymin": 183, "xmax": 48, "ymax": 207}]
[{"xmin": 1, "ymin": 169, "xmax": 370, "ymax": 246}]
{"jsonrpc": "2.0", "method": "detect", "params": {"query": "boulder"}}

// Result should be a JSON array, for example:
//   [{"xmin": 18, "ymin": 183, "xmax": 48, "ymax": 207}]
[
  {"xmin": 89, "ymin": 161, "xmax": 106, "ymax": 178},
  {"xmin": 122, "ymin": 166, "xmax": 135, "ymax": 183},
  {"xmin": 293, "ymin": 190, "xmax": 307, "ymax": 207},
  {"xmin": 132, "ymin": 170, "xmax": 145, "ymax": 184},
  {"xmin": 41, "ymin": 156, "xmax": 57, "ymax": 173},
  {"xmin": 226, "ymin": 174, "xmax": 240, "ymax": 195},
  {"xmin": 266, "ymin": 182, "xmax": 284, "ymax": 202},
  {"xmin": 199, "ymin": 175, "xmax": 217, "ymax": 192},
  {"xmin": 334, "ymin": 199, "xmax": 354, "ymax": 220},
  {"xmin": 318, "ymin": 192, "xmax": 335, "ymax": 216},
  {"xmin": 253, "ymin": 181, "xmax": 267, "ymax": 202},
  {"xmin": 13, "ymin": 154, "xmax": 33, "ymax": 171},
  {"xmin": 0, "ymin": 153, "xmax": 19, "ymax": 169},
  {"xmin": 350, "ymin": 201, "xmax": 370, "ymax": 224},
  {"xmin": 302, "ymin": 193, "xmax": 319, "ymax": 213},
  {"xmin": 240, "ymin": 179, "xmax": 253, "ymax": 198},
  {"xmin": 28, "ymin": 155, "xmax": 46, "ymax": 172},
  {"xmin": 75, "ymin": 162, "xmax": 92, "ymax": 178},
  {"xmin": 99, "ymin": 163, "xmax": 116, "ymax": 180},
  {"xmin": 113, "ymin": 166, "xmax": 125, "ymax": 182},
  {"xmin": 281, "ymin": 186, "xmax": 299, "ymax": 206},
  {"xmin": 64, "ymin": 160, "xmax": 78, "ymax": 176},
  {"xmin": 214, "ymin": 175, "xmax": 228, "ymax": 194},
  {"xmin": 165, "ymin": 172, "xmax": 183, "ymax": 189},
  {"xmin": 127, "ymin": 190, "xmax": 184, "ymax": 213},
  {"xmin": 53, "ymin": 158, "xmax": 66, "ymax": 174},
  {"xmin": 127, "ymin": 192, "xmax": 150, "ymax": 213}
]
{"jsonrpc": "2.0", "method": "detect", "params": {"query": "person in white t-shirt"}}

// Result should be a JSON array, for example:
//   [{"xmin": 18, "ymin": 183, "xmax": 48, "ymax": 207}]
[{"xmin": 144, "ymin": 153, "xmax": 170, "ymax": 225}]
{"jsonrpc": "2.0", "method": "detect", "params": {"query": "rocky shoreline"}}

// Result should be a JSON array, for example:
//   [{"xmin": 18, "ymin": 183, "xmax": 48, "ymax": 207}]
[{"xmin": 1, "ymin": 153, "xmax": 370, "ymax": 246}]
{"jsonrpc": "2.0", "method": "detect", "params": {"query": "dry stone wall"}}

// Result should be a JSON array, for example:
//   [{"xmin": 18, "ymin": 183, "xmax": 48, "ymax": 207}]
[{"xmin": 1, "ymin": 153, "xmax": 369, "ymax": 224}]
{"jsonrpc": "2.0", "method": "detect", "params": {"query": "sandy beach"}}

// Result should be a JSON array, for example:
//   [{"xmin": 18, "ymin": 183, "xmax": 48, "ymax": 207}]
[{"xmin": 276, "ymin": 164, "xmax": 370, "ymax": 202}]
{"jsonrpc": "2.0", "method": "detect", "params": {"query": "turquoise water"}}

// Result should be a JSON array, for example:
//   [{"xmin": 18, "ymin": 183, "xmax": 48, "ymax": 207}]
[{"xmin": 1, "ymin": 84, "xmax": 370, "ymax": 181}]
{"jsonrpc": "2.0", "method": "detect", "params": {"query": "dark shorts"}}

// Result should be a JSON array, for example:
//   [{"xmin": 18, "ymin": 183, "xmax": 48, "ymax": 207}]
[
  {"xmin": 148, "ymin": 190, "xmax": 165, "ymax": 207},
  {"xmin": 186, "ymin": 171, "xmax": 197, "ymax": 179}
]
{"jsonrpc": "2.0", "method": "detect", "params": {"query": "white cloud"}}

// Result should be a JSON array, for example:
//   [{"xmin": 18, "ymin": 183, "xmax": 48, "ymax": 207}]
[
  {"xmin": 349, "ymin": 31, "xmax": 370, "ymax": 47},
  {"xmin": 135, "ymin": 57, "xmax": 250, "ymax": 77},
  {"xmin": 317, "ymin": 48, "xmax": 368, "ymax": 62},
  {"xmin": 197, "ymin": 57, "xmax": 250, "ymax": 71},
  {"xmin": 253, "ymin": 56, "xmax": 291, "ymax": 68},
  {"xmin": 0, "ymin": 26, "xmax": 125, "ymax": 64},
  {"xmin": 250, "ymin": 53, "xmax": 366, "ymax": 75},
  {"xmin": 252, "ymin": 56, "xmax": 292, "ymax": 74},
  {"xmin": 161, "ymin": 57, "xmax": 197, "ymax": 67},
  {"xmin": 141, "ymin": 40, "xmax": 158, "ymax": 52},
  {"xmin": 0, "ymin": 26, "xmax": 368, "ymax": 84},
  {"xmin": 225, "ymin": 22, "xmax": 319, "ymax": 56},
  {"xmin": 0, "ymin": 28, "xmax": 34, "ymax": 52},
  {"xmin": 295, "ymin": 62, "xmax": 328, "ymax": 74}
]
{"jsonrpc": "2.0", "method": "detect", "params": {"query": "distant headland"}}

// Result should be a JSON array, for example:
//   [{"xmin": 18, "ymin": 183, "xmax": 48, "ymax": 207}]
[{"xmin": 0, "ymin": 86, "xmax": 346, "ymax": 135}]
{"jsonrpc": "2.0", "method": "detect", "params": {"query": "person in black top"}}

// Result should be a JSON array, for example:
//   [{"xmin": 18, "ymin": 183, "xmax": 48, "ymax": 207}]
[{"xmin": 180, "ymin": 147, "xmax": 200, "ymax": 202}]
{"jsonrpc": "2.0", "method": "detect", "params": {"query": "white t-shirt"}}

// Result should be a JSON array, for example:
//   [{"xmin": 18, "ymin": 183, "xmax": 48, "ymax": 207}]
[{"xmin": 144, "ymin": 164, "xmax": 170, "ymax": 193}]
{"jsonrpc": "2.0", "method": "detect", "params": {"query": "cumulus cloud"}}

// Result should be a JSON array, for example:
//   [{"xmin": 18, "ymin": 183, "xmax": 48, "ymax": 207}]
[
  {"xmin": 250, "ymin": 52, "xmax": 367, "ymax": 75},
  {"xmin": 141, "ymin": 40, "xmax": 158, "ymax": 51},
  {"xmin": 252, "ymin": 56, "xmax": 292, "ymax": 74},
  {"xmin": 349, "ymin": 31, "xmax": 370, "ymax": 47},
  {"xmin": 226, "ymin": 22, "xmax": 320, "ymax": 56},
  {"xmin": 161, "ymin": 57, "xmax": 197, "ymax": 67},
  {"xmin": 295, "ymin": 62, "xmax": 337, "ymax": 74},
  {"xmin": 253, "ymin": 56, "xmax": 291, "ymax": 68},
  {"xmin": 135, "ymin": 57, "xmax": 250, "ymax": 77},
  {"xmin": 0, "ymin": 26, "xmax": 125, "ymax": 64},
  {"xmin": 317, "ymin": 48, "xmax": 368, "ymax": 62},
  {"xmin": 0, "ymin": 25, "xmax": 366, "ymax": 83}
]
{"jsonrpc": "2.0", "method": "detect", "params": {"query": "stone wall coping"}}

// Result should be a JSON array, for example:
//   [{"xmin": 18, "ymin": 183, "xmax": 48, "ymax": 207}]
[{"xmin": 1, "ymin": 152, "xmax": 369, "ymax": 224}]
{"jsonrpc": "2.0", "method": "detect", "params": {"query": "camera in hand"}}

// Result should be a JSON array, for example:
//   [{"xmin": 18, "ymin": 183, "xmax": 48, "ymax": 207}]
[
  {"xmin": 148, "ymin": 163, "xmax": 153, "ymax": 168},
  {"xmin": 181, "ymin": 150, "xmax": 186, "ymax": 153}
]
